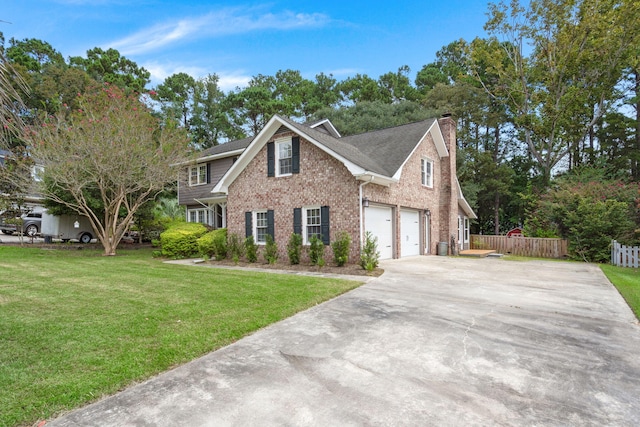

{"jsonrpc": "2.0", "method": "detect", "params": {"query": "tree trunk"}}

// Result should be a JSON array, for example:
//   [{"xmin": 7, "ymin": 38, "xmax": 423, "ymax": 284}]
[
  {"xmin": 634, "ymin": 69, "xmax": 640, "ymax": 180},
  {"xmin": 494, "ymin": 192, "xmax": 500, "ymax": 235}
]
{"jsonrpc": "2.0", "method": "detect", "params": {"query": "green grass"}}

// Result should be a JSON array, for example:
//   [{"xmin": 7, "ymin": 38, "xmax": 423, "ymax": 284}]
[
  {"xmin": 0, "ymin": 246, "xmax": 361, "ymax": 427},
  {"xmin": 601, "ymin": 264, "xmax": 640, "ymax": 320}
]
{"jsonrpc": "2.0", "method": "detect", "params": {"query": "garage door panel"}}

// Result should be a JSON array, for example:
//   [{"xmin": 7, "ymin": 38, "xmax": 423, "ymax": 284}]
[
  {"xmin": 401, "ymin": 210, "xmax": 420, "ymax": 257},
  {"xmin": 365, "ymin": 206, "xmax": 393, "ymax": 260}
]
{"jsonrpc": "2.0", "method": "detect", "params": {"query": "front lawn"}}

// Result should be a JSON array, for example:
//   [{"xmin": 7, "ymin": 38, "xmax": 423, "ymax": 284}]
[
  {"xmin": 0, "ymin": 246, "xmax": 361, "ymax": 427},
  {"xmin": 601, "ymin": 264, "xmax": 640, "ymax": 320}
]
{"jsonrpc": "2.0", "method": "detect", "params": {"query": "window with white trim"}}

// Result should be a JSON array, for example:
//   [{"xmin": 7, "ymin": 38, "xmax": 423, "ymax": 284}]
[
  {"xmin": 464, "ymin": 217, "xmax": 470, "ymax": 243},
  {"xmin": 421, "ymin": 158, "xmax": 433, "ymax": 188},
  {"xmin": 189, "ymin": 164, "xmax": 207, "ymax": 186},
  {"xmin": 304, "ymin": 207, "xmax": 321, "ymax": 244},
  {"xmin": 276, "ymin": 138, "xmax": 292, "ymax": 176},
  {"xmin": 254, "ymin": 210, "xmax": 268, "ymax": 244},
  {"xmin": 188, "ymin": 208, "xmax": 210, "ymax": 225}
]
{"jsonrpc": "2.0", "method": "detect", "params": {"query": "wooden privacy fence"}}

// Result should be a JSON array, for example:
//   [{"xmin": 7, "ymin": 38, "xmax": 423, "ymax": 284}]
[
  {"xmin": 470, "ymin": 235, "xmax": 568, "ymax": 259},
  {"xmin": 611, "ymin": 240, "xmax": 639, "ymax": 268}
]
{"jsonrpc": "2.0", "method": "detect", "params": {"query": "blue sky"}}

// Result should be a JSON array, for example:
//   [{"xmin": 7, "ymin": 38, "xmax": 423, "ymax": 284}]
[{"xmin": 2, "ymin": 0, "xmax": 491, "ymax": 92}]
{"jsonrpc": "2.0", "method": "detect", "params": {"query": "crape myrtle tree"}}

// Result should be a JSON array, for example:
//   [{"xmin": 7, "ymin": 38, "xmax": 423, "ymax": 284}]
[
  {"xmin": 0, "ymin": 33, "xmax": 28, "ymax": 141},
  {"xmin": 0, "ymin": 32, "xmax": 35, "ymax": 238},
  {"xmin": 26, "ymin": 83, "xmax": 190, "ymax": 256}
]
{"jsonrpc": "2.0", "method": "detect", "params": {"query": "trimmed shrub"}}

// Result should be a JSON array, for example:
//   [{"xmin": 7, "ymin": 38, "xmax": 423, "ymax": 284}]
[
  {"xmin": 331, "ymin": 231, "xmax": 351, "ymax": 267},
  {"xmin": 287, "ymin": 233, "xmax": 303, "ymax": 265},
  {"xmin": 264, "ymin": 234, "xmax": 278, "ymax": 264},
  {"xmin": 309, "ymin": 235, "xmax": 325, "ymax": 266},
  {"xmin": 360, "ymin": 231, "xmax": 379, "ymax": 271},
  {"xmin": 228, "ymin": 233, "xmax": 245, "ymax": 263},
  {"xmin": 245, "ymin": 235, "xmax": 258, "ymax": 263},
  {"xmin": 212, "ymin": 228, "xmax": 228, "ymax": 260},
  {"xmin": 160, "ymin": 222, "xmax": 208, "ymax": 259},
  {"xmin": 197, "ymin": 228, "xmax": 227, "ymax": 260}
]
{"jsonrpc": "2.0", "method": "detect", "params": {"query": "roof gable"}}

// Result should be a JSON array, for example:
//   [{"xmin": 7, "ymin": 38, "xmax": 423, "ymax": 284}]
[
  {"xmin": 307, "ymin": 119, "xmax": 341, "ymax": 138},
  {"xmin": 212, "ymin": 115, "xmax": 452, "ymax": 194},
  {"xmin": 340, "ymin": 118, "xmax": 449, "ymax": 178}
]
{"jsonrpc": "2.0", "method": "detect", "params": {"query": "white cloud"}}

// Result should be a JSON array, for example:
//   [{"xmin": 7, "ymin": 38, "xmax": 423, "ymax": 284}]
[
  {"xmin": 143, "ymin": 61, "xmax": 250, "ymax": 92},
  {"xmin": 109, "ymin": 7, "xmax": 331, "ymax": 56},
  {"xmin": 326, "ymin": 68, "xmax": 361, "ymax": 77},
  {"xmin": 217, "ymin": 73, "xmax": 252, "ymax": 92},
  {"xmin": 142, "ymin": 62, "xmax": 205, "ymax": 87}
]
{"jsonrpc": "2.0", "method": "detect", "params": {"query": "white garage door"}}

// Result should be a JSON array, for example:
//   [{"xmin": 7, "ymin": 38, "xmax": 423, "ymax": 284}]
[
  {"xmin": 365, "ymin": 206, "xmax": 393, "ymax": 260},
  {"xmin": 401, "ymin": 209, "xmax": 420, "ymax": 257}
]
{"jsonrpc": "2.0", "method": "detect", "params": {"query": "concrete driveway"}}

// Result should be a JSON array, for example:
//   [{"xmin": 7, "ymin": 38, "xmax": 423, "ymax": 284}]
[{"xmin": 48, "ymin": 256, "xmax": 640, "ymax": 426}]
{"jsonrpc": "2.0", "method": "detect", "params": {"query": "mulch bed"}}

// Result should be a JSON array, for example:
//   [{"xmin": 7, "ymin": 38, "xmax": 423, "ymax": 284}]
[
  {"xmin": 1, "ymin": 239, "xmax": 383, "ymax": 277},
  {"xmin": 206, "ymin": 258, "xmax": 384, "ymax": 277}
]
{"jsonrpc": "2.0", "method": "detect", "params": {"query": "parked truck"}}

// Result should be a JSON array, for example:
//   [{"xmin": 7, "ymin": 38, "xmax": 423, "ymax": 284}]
[{"xmin": 42, "ymin": 210, "xmax": 95, "ymax": 243}]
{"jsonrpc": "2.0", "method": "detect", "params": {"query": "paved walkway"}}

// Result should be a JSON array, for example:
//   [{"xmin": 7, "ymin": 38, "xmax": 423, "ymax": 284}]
[{"xmin": 47, "ymin": 256, "xmax": 640, "ymax": 426}]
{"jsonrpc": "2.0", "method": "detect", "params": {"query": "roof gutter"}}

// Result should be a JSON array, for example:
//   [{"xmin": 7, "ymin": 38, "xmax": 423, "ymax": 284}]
[
  {"xmin": 354, "ymin": 172, "xmax": 397, "ymax": 187},
  {"xmin": 170, "ymin": 149, "xmax": 245, "ymax": 167}
]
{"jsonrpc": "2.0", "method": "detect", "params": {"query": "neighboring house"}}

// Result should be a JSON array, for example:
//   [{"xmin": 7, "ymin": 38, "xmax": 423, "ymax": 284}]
[
  {"xmin": 0, "ymin": 149, "xmax": 44, "ymax": 210},
  {"xmin": 177, "ymin": 114, "xmax": 476, "ymax": 260}
]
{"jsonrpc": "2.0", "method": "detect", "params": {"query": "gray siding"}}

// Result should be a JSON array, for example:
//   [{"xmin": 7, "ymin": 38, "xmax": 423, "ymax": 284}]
[{"xmin": 178, "ymin": 157, "xmax": 235, "ymax": 205}]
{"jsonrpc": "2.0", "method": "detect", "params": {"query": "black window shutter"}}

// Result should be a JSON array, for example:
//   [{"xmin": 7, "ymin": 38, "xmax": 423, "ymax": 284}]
[
  {"xmin": 293, "ymin": 208, "xmax": 302, "ymax": 235},
  {"xmin": 267, "ymin": 142, "xmax": 275, "ymax": 177},
  {"xmin": 206, "ymin": 163, "xmax": 211, "ymax": 184},
  {"xmin": 292, "ymin": 136, "xmax": 300, "ymax": 174},
  {"xmin": 245, "ymin": 212, "xmax": 252, "ymax": 237},
  {"xmin": 321, "ymin": 206, "xmax": 330, "ymax": 245},
  {"xmin": 267, "ymin": 210, "xmax": 275, "ymax": 238}
]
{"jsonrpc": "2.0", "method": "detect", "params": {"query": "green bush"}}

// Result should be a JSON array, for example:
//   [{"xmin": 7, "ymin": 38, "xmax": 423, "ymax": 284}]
[
  {"xmin": 525, "ymin": 173, "xmax": 639, "ymax": 262},
  {"xmin": 245, "ymin": 235, "xmax": 258, "ymax": 263},
  {"xmin": 287, "ymin": 233, "xmax": 303, "ymax": 265},
  {"xmin": 160, "ymin": 222, "xmax": 208, "ymax": 259},
  {"xmin": 309, "ymin": 235, "xmax": 325, "ymax": 266},
  {"xmin": 331, "ymin": 231, "xmax": 351, "ymax": 267},
  {"xmin": 228, "ymin": 233, "xmax": 245, "ymax": 263},
  {"xmin": 197, "ymin": 228, "xmax": 227, "ymax": 260},
  {"xmin": 212, "ymin": 228, "xmax": 228, "ymax": 260},
  {"xmin": 566, "ymin": 198, "xmax": 633, "ymax": 263},
  {"xmin": 360, "ymin": 231, "xmax": 380, "ymax": 271},
  {"xmin": 264, "ymin": 234, "xmax": 278, "ymax": 264}
]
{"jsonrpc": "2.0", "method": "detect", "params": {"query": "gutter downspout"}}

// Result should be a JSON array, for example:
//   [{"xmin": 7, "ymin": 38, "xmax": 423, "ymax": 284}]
[{"xmin": 359, "ymin": 176, "xmax": 374, "ymax": 251}]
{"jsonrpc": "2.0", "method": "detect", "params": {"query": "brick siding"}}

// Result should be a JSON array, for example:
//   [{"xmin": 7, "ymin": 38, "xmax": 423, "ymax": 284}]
[
  {"xmin": 227, "ymin": 131, "xmax": 361, "ymax": 263},
  {"xmin": 226, "ymin": 118, "xmax": 463, "ymax": 261}
]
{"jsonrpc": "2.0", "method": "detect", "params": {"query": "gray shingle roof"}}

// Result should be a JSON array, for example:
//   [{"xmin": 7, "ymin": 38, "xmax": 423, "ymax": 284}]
[
  {"xmin": 198, "ymin": 116, "xmax": 439, "ymax": 178},
  {"xmin": 341, "ymin": 118, "xmax": 437, "ymax": 176},
  {"xmin": 279, "ymin": 115, "xmax": 438, "ymax": 177},
  {"xmin": 200, "ymin": 136, "xmax": 254, "ymax": 157}
]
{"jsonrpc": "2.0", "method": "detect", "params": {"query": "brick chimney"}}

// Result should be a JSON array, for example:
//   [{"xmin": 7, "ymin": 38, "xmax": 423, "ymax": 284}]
[{"xmin": 437, "ymin": 113, "xmax": 459, "ymax": 254}]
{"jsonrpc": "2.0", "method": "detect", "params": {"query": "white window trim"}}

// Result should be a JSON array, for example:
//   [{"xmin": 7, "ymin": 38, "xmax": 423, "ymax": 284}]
[
  {"xmin": 187, "ymin": 208, "xmax": 210, "ymax": 225},
  {"xmin": 464, "ymin": 217, "xmax": 470, "ymax": 244},
  {"xmin": 302, "ymin": 206, "xmax": 322, "ymax": 245},
  {"xmin": 421, "ymin": 158, "xmax": 434, "ymax": 188},
  {"xmin": 189, "ymin": 164, "xmax": 207, "ymax": 186},
  {"xmin": 253, "ymin": 210, "xmax": 268, "ymax": 245},
  {"xmin": 275, "ymin": 137, "xmax": 293, "ymax": 177}
]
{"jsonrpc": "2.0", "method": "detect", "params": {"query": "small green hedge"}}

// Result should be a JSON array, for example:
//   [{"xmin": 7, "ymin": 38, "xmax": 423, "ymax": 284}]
[
  {"xmin": 197, "ymin": 228, "xmax": 228, "ymax": 259},
  {"xmin": 160, "ymin": 222, "xmax": 208, "ymax": 258}
]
